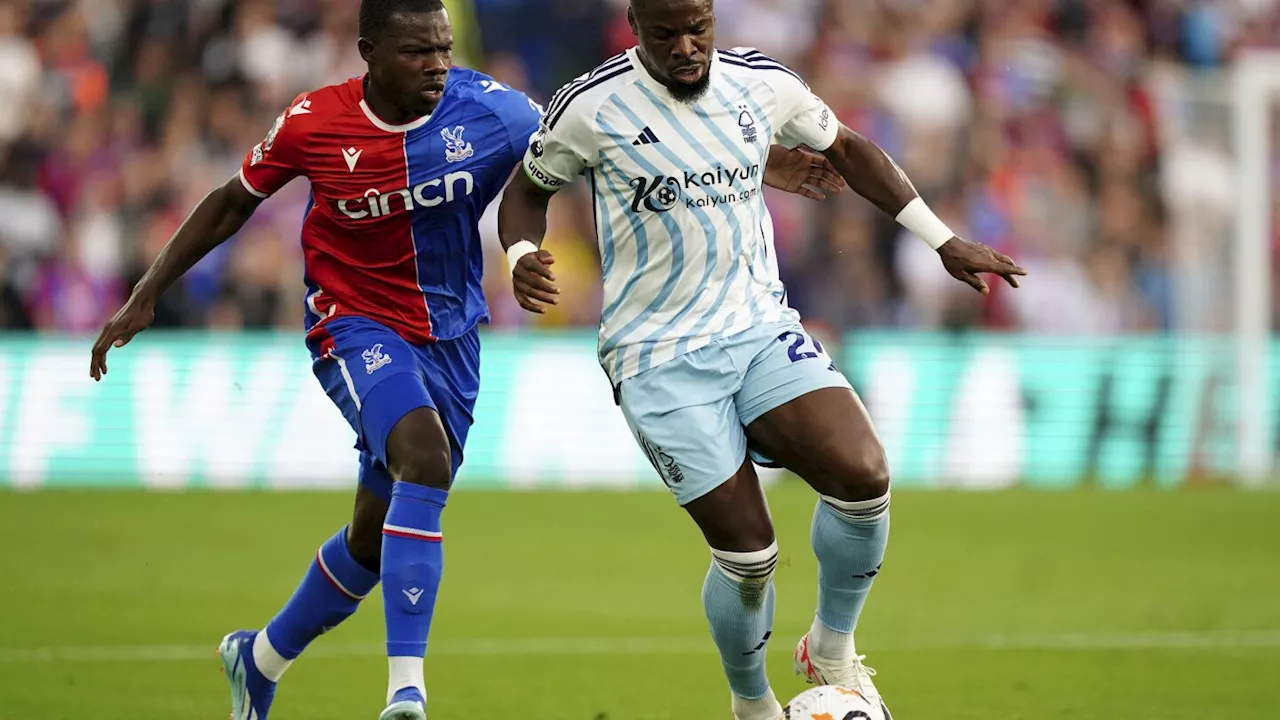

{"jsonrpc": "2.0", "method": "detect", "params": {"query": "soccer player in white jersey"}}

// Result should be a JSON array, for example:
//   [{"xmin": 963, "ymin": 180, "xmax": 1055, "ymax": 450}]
[{"xmin": 498, "ymin": 1, "xmax": 1026, "ymax": 718}]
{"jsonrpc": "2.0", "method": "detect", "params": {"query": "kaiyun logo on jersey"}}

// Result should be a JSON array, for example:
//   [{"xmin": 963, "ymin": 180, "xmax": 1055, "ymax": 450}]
[
  {"xmin": 628, "ymin": 163, "xmax": 760, "ymax": 213},
  {"xmin": 629, "ymin": 176, "xmax": 683, "ymax": 213}
]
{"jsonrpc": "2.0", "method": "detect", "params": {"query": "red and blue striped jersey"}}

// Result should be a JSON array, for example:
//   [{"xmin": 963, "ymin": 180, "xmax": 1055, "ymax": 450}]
[{"xmin": 239, "ymin": 70, "xmax": 543, "ymax": 343}]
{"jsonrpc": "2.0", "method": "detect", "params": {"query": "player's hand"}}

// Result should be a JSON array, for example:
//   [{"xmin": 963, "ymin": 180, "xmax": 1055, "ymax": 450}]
[
  {"xmin": 763, "ymin": 145, "xmax": 844, "ymax": 201},
  {"xmin": 936, "ymin": 237, "xmax": 1027, "ymax": 295},
  {"xmin": 512, "ymin": 249, "xmax": 559, "ymax": 314},
  {"xmin": 89, "ymin": 292, "xmax": 156, "ymax": 381}
]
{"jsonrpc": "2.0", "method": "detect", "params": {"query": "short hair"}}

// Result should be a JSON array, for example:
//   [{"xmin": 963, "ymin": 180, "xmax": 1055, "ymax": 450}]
[
  {"xmin": 630, "ymin": 0, "xmax": 713, "ymax": 13},
  {"xmin": 359, "ymin": 0, "xmax": 446, "ymax": 40}
]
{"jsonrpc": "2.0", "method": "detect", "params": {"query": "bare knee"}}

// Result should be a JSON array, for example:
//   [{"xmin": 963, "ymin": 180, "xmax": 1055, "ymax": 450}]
[
  {"xmin": 347, "ymin": 486, "xmax": 388, "ymax": 569},
  {"xmin": 684, "ymin": 461, "xmax": 776, "ymax": 552},
  {"xmin": 388, "ymin": 444, "xmax": 451, "ymax": 489},
  {"xmin": 345, "ymin": 523, "xmax": 382, "ymax": 569},
  {"xmin": 823, "ymin": 439, "xmax": 890, "ymax": 502},
  {"xmin": 385, "ymin": 408, "xmax": 452, "ymax": 490},
  {"xmin": 711, "ymin": 523, "xmax": 776, "ymax": 554},
  {"xmin": 700, "ymin": 498, "xmax": 775, "ymax": 552}
]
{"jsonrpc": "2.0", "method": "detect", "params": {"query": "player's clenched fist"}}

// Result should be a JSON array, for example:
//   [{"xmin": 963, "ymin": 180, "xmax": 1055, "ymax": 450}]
[
  {"xmin": 89, "ymin": 293, "xmax": 155, "ymax": 380},
  {"xmin": 511, "ymin": 248, "xmax": 559, "ymax": 314}
]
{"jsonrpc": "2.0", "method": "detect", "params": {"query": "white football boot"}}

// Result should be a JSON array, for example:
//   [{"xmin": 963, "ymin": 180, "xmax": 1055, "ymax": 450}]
[{"xmin": 793, "ymin": 632, "xmax": 892, "ymax": 719}]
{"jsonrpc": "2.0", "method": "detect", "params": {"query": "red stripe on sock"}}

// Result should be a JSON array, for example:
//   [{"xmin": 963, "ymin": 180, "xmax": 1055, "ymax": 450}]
[
  {"xmin": 315, "ymin": 548, "xmax": 364, "ymax": 600},
  {"xmin": 382, "ymin": 527, "xmax": 443, "ymax": 542}
]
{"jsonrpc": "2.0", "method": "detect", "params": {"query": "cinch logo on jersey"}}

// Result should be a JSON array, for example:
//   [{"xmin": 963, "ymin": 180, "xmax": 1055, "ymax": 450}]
[
  {"xmin": 336, "ymin": 171, "xmax": 475, "ymax": 219},
  {"xmin": 629, "ymin": 164, "xmax": 761, "ymax": 213}
]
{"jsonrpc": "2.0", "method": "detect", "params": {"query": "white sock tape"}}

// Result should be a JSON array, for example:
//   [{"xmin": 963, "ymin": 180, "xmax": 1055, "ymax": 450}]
[
  {"xmin": 895, "ymin": 197, "xmax": 954, "ymax": 251},
  {"xmin": 710, "ymin": 541, "xmax": 779, "ymax": 583},
  {"xmin": 505, "ymin": 240, "xmax": 539, "ymax": 274}
]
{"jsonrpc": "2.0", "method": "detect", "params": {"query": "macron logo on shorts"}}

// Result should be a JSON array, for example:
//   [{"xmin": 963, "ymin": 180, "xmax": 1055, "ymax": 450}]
[{"xmin": 362, "ymin": 343, "xmax": 392, "ymax": 374}]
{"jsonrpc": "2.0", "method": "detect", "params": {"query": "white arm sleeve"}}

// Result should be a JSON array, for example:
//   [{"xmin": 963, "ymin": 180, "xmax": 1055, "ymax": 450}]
[
  {"xmin": 771, "ymin": 72, "xmax": 839, "ymax": 152},
  {"xmin": 522, "ymin": 101, "xmax": 598, "ymax": 192}
]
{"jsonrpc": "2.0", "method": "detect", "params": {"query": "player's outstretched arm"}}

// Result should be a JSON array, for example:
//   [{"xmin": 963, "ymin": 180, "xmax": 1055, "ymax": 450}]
[
  {"xmin": 497, "ymin": 168, "xmax": 561, "ymax": 315},
  {"xmin": 89, "ymin": 177, "xmax": 263, "ymax": 380},
  {"xmin": 821, "ymin": 125, "xmax": 1027, "ymax": 294}
]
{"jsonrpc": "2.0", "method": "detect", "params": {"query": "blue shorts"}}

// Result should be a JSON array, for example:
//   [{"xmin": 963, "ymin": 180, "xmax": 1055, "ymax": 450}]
[
  {"xmin": 616, "ymin": 319, "xmax": 852, "ymax": 506},
  {"xmin": 308, "ymin": 316, "xmax": 480, "ymax": 502}
]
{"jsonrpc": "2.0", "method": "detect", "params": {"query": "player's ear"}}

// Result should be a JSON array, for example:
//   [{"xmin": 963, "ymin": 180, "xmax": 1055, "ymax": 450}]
[
  {"xmin": 627, "ymin": 7, "xmax": 638, "ymax": 37},
  {"xmin": 357, "ymin": 36, "xmax": 377, "ymax": 65}
]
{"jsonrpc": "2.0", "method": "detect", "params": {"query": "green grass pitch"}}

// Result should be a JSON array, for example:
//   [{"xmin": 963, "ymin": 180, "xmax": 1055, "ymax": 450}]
[{"xmin": 1, "ymin": 482, "xmax": 1278, "ymax": 719}]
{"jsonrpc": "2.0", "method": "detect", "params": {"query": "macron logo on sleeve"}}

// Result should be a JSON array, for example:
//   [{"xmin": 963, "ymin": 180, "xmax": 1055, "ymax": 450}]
[{"xmin": 289, "ymin": 98, "xmax": 313, "ymax": 117}]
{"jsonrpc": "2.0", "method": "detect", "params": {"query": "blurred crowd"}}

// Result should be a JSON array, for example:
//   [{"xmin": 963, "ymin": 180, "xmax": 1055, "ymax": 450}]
[{"xmin": 0, "ymin": 0, "xmax": 1277, "ymax": 336}]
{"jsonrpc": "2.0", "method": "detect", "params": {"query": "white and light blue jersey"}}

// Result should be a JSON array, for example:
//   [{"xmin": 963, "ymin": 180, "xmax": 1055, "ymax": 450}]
[{"xmin": 523, "ymin": 47, "xmax": 839, "ymax": 384}]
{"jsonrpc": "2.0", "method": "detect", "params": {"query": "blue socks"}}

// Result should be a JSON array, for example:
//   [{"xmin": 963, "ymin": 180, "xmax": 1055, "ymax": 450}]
[
  {"xmin": 810, "ymin": 492, "xmax": 890, "ymax": 634},
  {"xmin": 264, "ymin": 526, "xmax": 379, "ymax": 662},
  {"xmin": 252, "ymin": 481, "xmax": 448, "ymax": 702},
  {"xmin": 381, "ymin": 482, "xmax": 447, "ymax": 660},
  {"xmin": 703, "ymin": 542, "xmax": 778, "ymax": 700}
]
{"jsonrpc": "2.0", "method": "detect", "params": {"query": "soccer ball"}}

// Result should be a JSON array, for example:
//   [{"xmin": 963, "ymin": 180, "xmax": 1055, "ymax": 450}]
[{"xmin": 783, "ymin": 685, "xmax": 890, "ymax": 720}]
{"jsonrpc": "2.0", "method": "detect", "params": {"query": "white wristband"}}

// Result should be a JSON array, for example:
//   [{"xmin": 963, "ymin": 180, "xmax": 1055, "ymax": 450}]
[
  {"xmin": 506, "ymin": 240, "xmax": 539, "ymax": 274},
  {"xmin": 895, "ymin": 197, "xmax": 954, "ymax": 251}
]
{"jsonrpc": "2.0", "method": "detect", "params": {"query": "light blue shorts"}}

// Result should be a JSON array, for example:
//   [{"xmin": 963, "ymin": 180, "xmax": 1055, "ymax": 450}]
[{"xmin": 616, "ymin": 320, "xmax": 852, "ymax": 506}]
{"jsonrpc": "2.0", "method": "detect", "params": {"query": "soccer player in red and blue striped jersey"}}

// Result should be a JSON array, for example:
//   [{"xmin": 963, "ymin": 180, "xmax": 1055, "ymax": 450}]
[{"xmin": 90, "ymin": 2, "xmax": 542, "ymax": 719}]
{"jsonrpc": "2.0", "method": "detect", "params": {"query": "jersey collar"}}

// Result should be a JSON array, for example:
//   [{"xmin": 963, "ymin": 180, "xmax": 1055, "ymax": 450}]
[
  {"xmin": 358, "ymin": 74, "xmax": 438, "ymax": 133},
  {"xmin": 628, "ymin": 46, "xmax": 721, "ymax": 101}
]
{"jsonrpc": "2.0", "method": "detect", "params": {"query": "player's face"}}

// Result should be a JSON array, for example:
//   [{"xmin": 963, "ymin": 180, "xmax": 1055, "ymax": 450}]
[
  {"xmin": 630, "ymin": 0, "xmax": 714, "ymax": 102},
  {"xmin": 363, "ymin": 10, "xmax": 453, "ymax": 117}
]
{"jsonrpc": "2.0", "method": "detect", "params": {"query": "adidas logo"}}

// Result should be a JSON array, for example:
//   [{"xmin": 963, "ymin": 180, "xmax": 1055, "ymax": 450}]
[{"xmin": 632, "ymin": 126, "xmax": 660, "ymax": 146}]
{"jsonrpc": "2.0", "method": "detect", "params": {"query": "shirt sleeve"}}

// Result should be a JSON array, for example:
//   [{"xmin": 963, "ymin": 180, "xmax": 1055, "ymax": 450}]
[
  {"xmin": 495, "ymin": 88, "xmax": 547, "ymax": 169},
  {"xmin": 239, "ymin": 94, "xmax": 310, "ymax": 198},
  {"xmin": 771, "ymin": 69, "xmax": 839, "ymax": 152},
  {"xmin": 521, "ymin": 90, "xmax": 599, "ymax": 192}
]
